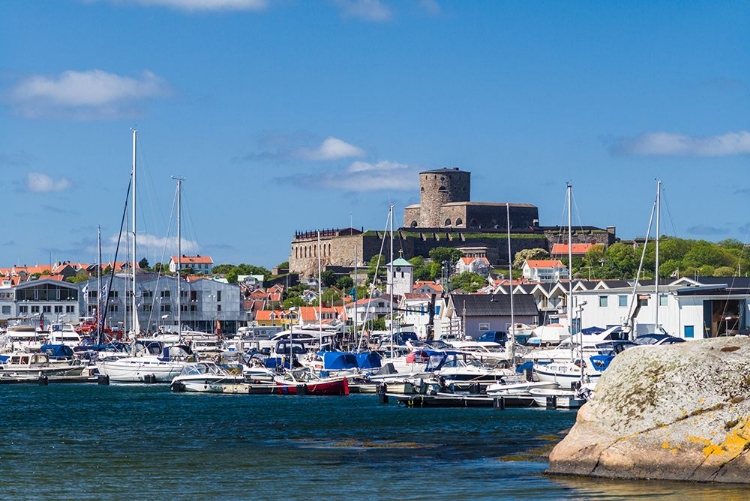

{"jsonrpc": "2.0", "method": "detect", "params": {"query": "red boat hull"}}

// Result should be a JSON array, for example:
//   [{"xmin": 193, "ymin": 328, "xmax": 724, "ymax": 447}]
[{"xmin": 274, "ymin": 377, "xmax": 349, "ymax": 396}]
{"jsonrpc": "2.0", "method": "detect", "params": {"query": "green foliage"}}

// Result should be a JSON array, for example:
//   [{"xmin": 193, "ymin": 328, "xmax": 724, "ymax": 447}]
[
  {"xmin": 367, "ymin": 254, "xmax": 386, "ymax": 281},
  {"xmin": 450, "ymin": 271, "xmax": 487, "ymax": 292},
  {"xmin": 408, "ymin": 255, "xmax": 433, "ymax": 281},
  {"xmin": 139, "ymin": 257, "xmax": 149, "ymax": 270},
  {"xmin": 320, "ymin": 270, "xmax": 337, "ymax": 288},
  {"xmin": 276, "ymin": 261, "xmax": 289, "ymax": 270},
  {"xmin": 570, "ymin": 237, "xmax": 749, "ymax": 281},
  {"xmin": 282, "ymin": 296, "xmax": 306, "ymax": 309},
  {"xmin": 428, "ymin": 247, "xmax": 464, "ymax": 264},
  {"xmin": 512, "ymin": 248, "xmax": 550, "ymax": 269},
  {"xmin": 212, "ymin": 263, "xmax": 272, "ymax": 283},
  {"xmin": 336, "ymin": 276, "xmax": 354, "ymax": 290},
  {"xmin": 66, "ymin": 270, "xmax": 91, "ymax": 284}
]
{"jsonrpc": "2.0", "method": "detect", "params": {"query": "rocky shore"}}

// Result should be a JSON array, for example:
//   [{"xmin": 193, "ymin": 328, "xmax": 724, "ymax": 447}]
[{"xmin": 548, "ymin": 336, "xmax": 750, "ymax": 483}]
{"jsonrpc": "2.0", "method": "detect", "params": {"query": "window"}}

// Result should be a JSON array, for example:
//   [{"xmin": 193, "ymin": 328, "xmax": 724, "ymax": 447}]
[
  {"xmin": 66, "ymin": 306, "xmax": 74, "ymax": 313},
  {"xmin": 659, "ymin": 294, "xmax": 668, "ymax": 307},
  {"xmin": 1, "ymin": 306, "xmax": 10, "ymax": 314},
  {"xmin": 43, "ymin": 306, "xmax": 51, "ymax": 313},
  {"xmin": 110, "ymin": 305, "xmax": 119, "ymax": 312},
  {"xmin": 455, "ymin": 218, "xmax": 463, "ymax": 226},
  {"xmin": 54, "ymin": 306, "xmax": 63, "ymax": 313},
  {"xmin": 217, "ymin": 304, "xmax": 222, "ymax": 312},
  {"xmin": 684, "ymin": 325, "xmax": 694, "ymax": 338},
  {"xmin": 143, "ymin": 304, "xmax": 152, "ymax": 312},
  {"xmin": 599, "ymin": 296, "xmax": 608, "ymax": 307},
  {"xmin": 160, "ymin": 304, "xmax": 171, "ymax": 312},
  {"xmin": 217, "ymin": 291, "xmax": 222, "ymax": 302},
  {"xmin": 444, "ymin": 219, "xmax": 452, "ymax": 226},
  {"xmin": 19, "ymin": 306, "xmax": 28, "ymax": 314},
  {"xmin": 618, "ymin": 295, "xmax": 627, "ymax": 307},
  {"xmin": 31, "ymin": 306, "xmax": 40, "ymax": 313},
  {"xmin": 161, "ymin": 290, "xmax": 171, "ymax": 298}
]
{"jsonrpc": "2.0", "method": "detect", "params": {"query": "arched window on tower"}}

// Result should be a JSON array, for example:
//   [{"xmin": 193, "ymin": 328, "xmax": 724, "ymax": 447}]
[
  {"xmin": 438, "ymin": 186, "xmax": 447, "ymax": 192},
  {"xmin": 410, "ymin": 221, "xmax": 418, "ymax": 228},
  {"xmin": 469, "ymin": 219, "xmax": 479, "ymax": 228},
  {"xmin": 455, "ymin": 218, "xmax": 463, "ymax": 226},
  {"xmin": 444, "ymin": 219, "xmax": 452, "ymax": 226}
]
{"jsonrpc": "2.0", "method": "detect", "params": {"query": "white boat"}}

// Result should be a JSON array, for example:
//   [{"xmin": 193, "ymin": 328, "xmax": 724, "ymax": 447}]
[
  {"xmin": 47, "ymin": 323, "xmax": 82, "ymax": 347},
  {"xmin": 96, "ymin": 132, "xmax": 191, "ymax": 383},
  {"xmin": 0, "ymin": 352, "xmax": 84, "ymax": 377},
  {"xmin": 170, "ymin": 361, "xmax": 244, "ymax": 392},
  {"xmin": 0, "ymin": 324, "xmax": 46, "ymax": 353},
  {"xmin": 529, "ymin": 387, "xmax": 585, "ymax": 409},
  {"xmin": 97, "ymin": 343, "xmax": 193, "ymax": 383}
]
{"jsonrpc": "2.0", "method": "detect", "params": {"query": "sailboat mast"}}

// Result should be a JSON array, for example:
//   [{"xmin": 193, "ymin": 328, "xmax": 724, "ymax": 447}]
[
  {"xmin": 389, "ymin": 204, "xmax": 394, "ymax": 355},
  {"xmin": 506, "ymin": 203, "xmax": 515, "ymax": 368},
  {"xmin": 317, "ymin": 230, "xmax": 322, "ymax": 350},
  {"xmin": 97, "ymin": 225, "xmax": 102, "ymax": 343},
  {"xmin": 655, "ymin": 180, "xmax": 661, "ymax": 331},
  {"xmin": 174, "ymin": 176, "xmax": 184, "ymax": 337},
  {"xmin": 567, "ymin": 183, "xmax": 574, "ymax": 362},
  {"xmin": 131, "ymin": 129, "xmax": 138, "ymax": 337}
]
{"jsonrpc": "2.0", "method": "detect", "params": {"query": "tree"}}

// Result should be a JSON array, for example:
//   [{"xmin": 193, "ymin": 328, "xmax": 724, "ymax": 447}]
[
  {"xmin": 336, "ymin": 276, "xmax": 354, "ymax": 291},
  {"xmin": 604, "ymin": 242, "xmax": 638, "ymax": 279},
  {"xmin": 450, "ymin": 271, "xmax": 487, "ymax": 292},
  {"xmin": 282, "ymin": 296, "xmax": 306, "ymax": 309},
  {"xmin": 512, "ymin": 248, "xmax": 549, "ymax": 269},
  {"xmin": 139, "ymin": 257, "xmax": 149, "ymax": 270},
  {"xmin": 428, "ymin": 247, "xmax": 464, "ymax": 265},
  {"xmin": 367, "ymin": 254, "xmax": 386, "ymax": 281},
  {"xmin": 320, "ymin": 270, "xmax": 337, "ymax": 287},
  {"xmin": 66, "ymin": 270, "xmax": 90, "ymax": 283}
]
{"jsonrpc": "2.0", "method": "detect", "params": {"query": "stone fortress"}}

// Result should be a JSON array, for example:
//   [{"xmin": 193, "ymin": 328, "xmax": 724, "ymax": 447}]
[{"xmin": 289, "ymin": 168, "xmax": 616, "ymax": 277}]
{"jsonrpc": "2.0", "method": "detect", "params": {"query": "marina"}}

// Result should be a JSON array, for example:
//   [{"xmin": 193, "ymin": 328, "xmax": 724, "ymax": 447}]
[{"xmin": 0, "ymin": 383, "xmax": 746, "ymax": 500}]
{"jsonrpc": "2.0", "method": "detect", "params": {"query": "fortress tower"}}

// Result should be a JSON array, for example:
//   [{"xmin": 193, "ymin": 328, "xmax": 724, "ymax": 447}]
[{"xmin": 405, "ymin": 168, "xmax": 471, "ymax": 228}]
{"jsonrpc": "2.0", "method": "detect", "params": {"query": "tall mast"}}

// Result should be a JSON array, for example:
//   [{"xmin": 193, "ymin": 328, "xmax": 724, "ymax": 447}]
[
  {"xmin": 389, "ymin": 204, "xmax": 394, "ymax": 355},
  {"xmin": 97, "ymin": 225, "xmax": 102, "ymax": 343},
  {"xmin": 317, "ymin": 230, "xmax": 322, "ymax": 350},
  {"xmin": 567, "ymin": 183, "xmax": 574, "ymax": 362},
  {"xmin": 506, "ymin": 203, "xmax": 515, "ymax": 368},
  {"xmin": 131, "ymin": 129, "xmax": 139, "ymax": 337},
  {"xmin": 173, "ymin": 176, "xmax": 184, "ymax": 337},
  {"xmin": 655, "ymin": 180, "xmax": 661, "ymax": 331}
]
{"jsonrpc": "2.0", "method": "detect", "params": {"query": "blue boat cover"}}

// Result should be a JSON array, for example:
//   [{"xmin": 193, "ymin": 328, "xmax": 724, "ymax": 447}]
[
  {"xmin": 356, "ymin": 351, "xmax": 381, "ymax": 369},
  {"xmin": 40, "ymin": 344, "xmax": 75, "ymax": 359},
  {"xmin": 323, "ymin": 352, "xmax": 358, "ymax": 370}
]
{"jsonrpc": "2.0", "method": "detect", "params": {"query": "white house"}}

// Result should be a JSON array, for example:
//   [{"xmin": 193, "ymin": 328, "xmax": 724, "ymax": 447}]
[
  {"xmin": 522, "ymin": 259, "xmax": 567, "ymax": 283},
  {"xmin": 455, "ymin": 256, "xmax": 491, "ymax": 277},
  {"xmin": 169, "ymin": 255, "xmax": 214, "ymax": 274},
  {"xmin": 573, "ymin": 277, "xmax": 750, "ymax": 339}
]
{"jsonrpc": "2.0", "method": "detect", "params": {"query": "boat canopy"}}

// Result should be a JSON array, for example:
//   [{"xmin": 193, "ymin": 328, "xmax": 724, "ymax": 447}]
[
  {"xmin": 40, "ymin": 344, "xmax": 75, "ymax": 359},
  {"xmin": 322, "ymin": 351, "xmax": 358, "ymax": 370},
  {"xmin": 355, "ymin": 351, "xmax": 381, "ymax": 369}
]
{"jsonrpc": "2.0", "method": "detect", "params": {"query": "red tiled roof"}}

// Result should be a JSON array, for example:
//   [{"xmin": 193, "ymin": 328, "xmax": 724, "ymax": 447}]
[
  {"xmin": 171, "ymin": 255, "xmax": 214, "ymax": 265},
  {"xmin": 525, "ymin": 259, "xmax": 565, "ymax": 268},
  {"xmin": 551, "ymin": 243, "xmax": 596, "ymax": 255}
]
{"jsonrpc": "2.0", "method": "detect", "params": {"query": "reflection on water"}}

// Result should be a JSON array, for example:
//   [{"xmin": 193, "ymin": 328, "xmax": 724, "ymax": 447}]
[
  {"xmin": 550, "ymin": 474, "xmax": 749, "ymax": 500},
  {"xmin": 0, "ymin": 385, "xmax": 746, "ymax": 500}
]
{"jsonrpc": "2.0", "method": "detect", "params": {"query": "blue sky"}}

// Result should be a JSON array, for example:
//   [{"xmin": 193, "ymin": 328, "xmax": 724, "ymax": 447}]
[{"xmin": 2, "ymin": 0, "xmax": 749, "ymax": 270}]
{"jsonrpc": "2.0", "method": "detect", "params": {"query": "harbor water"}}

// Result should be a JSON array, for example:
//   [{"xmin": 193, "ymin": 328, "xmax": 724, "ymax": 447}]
[{"xmin": 0, "ymin": 384, "xmax": 746, "ymax": 500}]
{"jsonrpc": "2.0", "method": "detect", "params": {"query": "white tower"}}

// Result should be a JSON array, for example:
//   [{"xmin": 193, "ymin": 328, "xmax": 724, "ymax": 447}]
[{"xmin": 388, "ymin": 256, "xmax": 414, "ymax": 297}]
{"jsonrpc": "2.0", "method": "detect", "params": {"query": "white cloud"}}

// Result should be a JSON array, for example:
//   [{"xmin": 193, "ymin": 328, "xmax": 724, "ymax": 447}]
[
  {"xmin": 295, "ymin": 160, "xmax": 420, "ymax": 191},
  {"xmin": 25, "ymin": 172, "xmax": 72, "ymax": 193},
  {"xmin": 9, "ymin": 69, "xmax": 170, "ymax": 119},
  {"xmin": 417, "ymin": 0, "xmax": 441, "ymax": 15},
  {"xmin": 296, "ymin": 137, "xmax": 366, "ymax": 161},
  {"xmin": 101, "ymin": 233, "xmax": 199, "ymax": 257},
  {"xmin": 91, "ymin": 0, "xmax": 268, "ymax": 11},
  {"xmin": 612, "ymin": 131, "xmax": 750, "ymax": 157},
  {"xmin": 333, "ymin": 0, "xmax": 391, "ymax": 22}
]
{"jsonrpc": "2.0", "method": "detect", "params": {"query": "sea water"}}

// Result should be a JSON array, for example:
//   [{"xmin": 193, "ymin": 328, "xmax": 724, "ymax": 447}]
[{"xmin": 0, "ymin": 384, "xmax": 746, "ymax": 500}]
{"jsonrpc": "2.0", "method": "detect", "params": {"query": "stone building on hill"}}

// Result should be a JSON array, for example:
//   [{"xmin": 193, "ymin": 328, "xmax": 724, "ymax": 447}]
[{"xmin": 289, "ymin": 168, "xmax": 616, "ymax": 277}]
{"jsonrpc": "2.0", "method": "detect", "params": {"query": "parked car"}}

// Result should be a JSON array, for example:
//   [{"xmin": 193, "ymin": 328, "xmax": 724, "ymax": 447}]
[{"xmin": 477, "ymin": 330, "xmax": 508, "ymax": 344}]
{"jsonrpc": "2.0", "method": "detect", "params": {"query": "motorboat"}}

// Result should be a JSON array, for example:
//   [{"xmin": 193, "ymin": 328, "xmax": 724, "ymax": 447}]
[
  {"xmin": 0, "ymin": 352, "xmax": 85, "ymax": 377},
  {"xmin": 273, "ymin": 367, "xmax": 349, "ymax": 396},
  {"xmin": 170, "ymin": 361, "xmax": 245, "ymax": 392},
  {"xmin": 534, "ymin": 354, "xmax": 612, "ymax": 390},
  {"xmin": 529, "ymin": 387, "xmax": 585, "ymax": 409}
]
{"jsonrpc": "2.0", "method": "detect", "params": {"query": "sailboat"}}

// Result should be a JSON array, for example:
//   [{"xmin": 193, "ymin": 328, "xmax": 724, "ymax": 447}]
[
  {"xmin": 96, "ymin": 130, "xmax": 192, "ymax": 383},
  {"xmin": 532, "ymin": 184, "xmax": 609, "ymax": 401}
]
